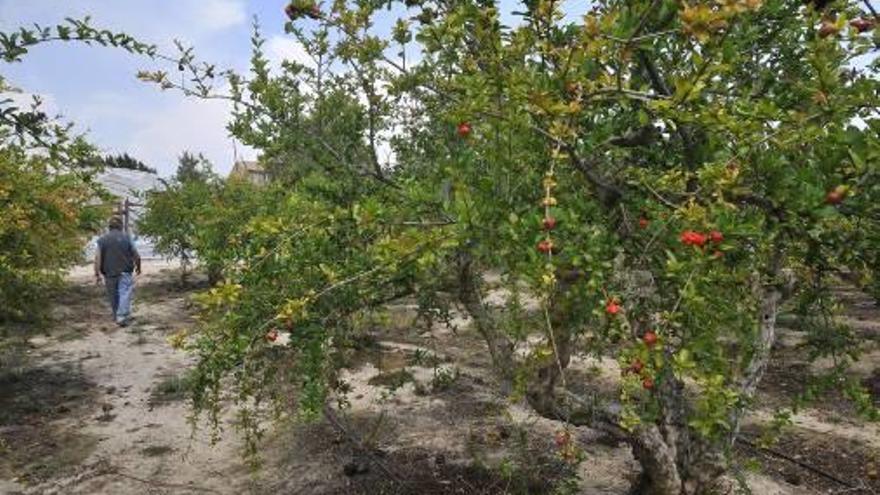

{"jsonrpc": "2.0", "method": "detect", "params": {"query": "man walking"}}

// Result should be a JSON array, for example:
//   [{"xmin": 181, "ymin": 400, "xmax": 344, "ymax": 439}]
[{"xmin": 94, "ymin": 217, "xmax": 141, "ymax": 326}]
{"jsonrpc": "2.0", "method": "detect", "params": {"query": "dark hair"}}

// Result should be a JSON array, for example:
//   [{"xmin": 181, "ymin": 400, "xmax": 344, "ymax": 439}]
[{"xmin": 109, "ymin": 217, "xmax": 123, "ymax": 230}]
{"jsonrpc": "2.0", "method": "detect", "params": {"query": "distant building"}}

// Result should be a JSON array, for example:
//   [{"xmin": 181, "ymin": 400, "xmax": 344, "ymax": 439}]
[{"xmin": 228, "ymin": 160, "xmax": 269, "ymax": 185}]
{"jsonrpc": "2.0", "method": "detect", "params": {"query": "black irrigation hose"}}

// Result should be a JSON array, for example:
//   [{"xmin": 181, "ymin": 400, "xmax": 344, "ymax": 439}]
[{"xmin": 738, "ymin": 436, "xmax": 856, "ymax": 489}]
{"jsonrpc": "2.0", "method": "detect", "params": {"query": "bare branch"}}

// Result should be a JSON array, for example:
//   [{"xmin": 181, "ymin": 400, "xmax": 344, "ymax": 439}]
[{"xmin": 862, "ymin": 0, "xmax": 879, "ymax": 20}]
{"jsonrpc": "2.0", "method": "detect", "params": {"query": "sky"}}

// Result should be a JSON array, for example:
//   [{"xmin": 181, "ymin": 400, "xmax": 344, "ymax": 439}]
[
  {"xmin": 0, "ymin": 0, "xmax": 582, "ymax": 177},
  {"xmin": 0, "ymin": 0, "xmax": 320, "ymax": 177}
]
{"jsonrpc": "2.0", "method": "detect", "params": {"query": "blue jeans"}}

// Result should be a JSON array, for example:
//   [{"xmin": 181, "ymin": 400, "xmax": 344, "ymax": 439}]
[{"xmin": 105, "ymin": 272, "xmax": 134, "ymax": 323}]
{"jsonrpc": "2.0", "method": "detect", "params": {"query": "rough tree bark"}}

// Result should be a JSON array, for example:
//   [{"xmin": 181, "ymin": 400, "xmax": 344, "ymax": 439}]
[
  {"xmin": 727, "ymin": 254, "xmax": 790, "ymax": 448},
  {"xmin": 455, "ymin": 250, "xmax": 516, "ymax": 383}
]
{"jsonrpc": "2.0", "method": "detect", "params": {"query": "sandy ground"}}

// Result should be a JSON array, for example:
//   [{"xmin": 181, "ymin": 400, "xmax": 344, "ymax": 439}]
[
  {"xmin": 1, "ymin": 260, "xmax": 878, "ymax": 494},
  {"xmin": 0, "ymin": 261, "xmax": 253, "ymax": 495}
]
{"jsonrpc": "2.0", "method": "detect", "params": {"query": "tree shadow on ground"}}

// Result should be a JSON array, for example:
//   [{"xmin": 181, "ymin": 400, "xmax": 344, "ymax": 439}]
[{"xmin": 0, "ymin": 364, "xmax": 100, "ymax": 484}]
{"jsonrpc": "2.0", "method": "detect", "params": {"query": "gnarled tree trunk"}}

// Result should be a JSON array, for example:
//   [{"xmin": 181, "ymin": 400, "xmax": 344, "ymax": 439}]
[
  {"xmin": 630, "ymin": 265, "xmax": 787, "ymax": 495},
  {"xmin": 455, "ymin": 250, "xmax": 515, "ymax": 384},
  {"xmin": 455, "ymin": 245, "xmax": 788, "ymax": 495}
]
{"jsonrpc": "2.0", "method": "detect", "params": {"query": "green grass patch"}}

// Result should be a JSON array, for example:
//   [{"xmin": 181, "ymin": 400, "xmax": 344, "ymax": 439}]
[{"xmin": 149, "ymin": 370, "xmax": 195, "ymax": 406}]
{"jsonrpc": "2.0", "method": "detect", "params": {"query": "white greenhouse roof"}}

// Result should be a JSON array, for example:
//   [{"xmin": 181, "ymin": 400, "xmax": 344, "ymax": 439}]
[{"xmin": 96, "ymin": 168, "xmax": 165, "ymax": 201}]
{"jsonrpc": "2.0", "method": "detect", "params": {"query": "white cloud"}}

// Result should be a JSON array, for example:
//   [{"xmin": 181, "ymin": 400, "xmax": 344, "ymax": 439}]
[
  {"xmin": 2, "ymin": 88, "xmax": 59, "ymax": 116},
  {"xmin": 123, "ymin": 94, "xmax": 255, "ymax": 177},
  {"xmin": 266, "ymin": 35, "xmax": 316, "ymax": 70},
  {"xmin": 192, "ymin": 0, "xmax": 247, "ymax": 32},
  {"xmin": 73, "ymin": 91, "xmax": 133, "ymax": 122},
  {"xmin": 0, "ymin": 0, "xmax": 247, "ymax": 48},
  {"xmin": 69, "ymin": 88, "xmax": 255, "ymax": 177}
]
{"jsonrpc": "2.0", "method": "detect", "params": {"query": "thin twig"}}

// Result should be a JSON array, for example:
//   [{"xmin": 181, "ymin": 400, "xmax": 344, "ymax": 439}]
[
  {"xmin": 603, "ymin": 29, "xmax": 678, "ymax": 44},
  {"xmin": 623, "ymin": 0, "xmax": 662, "ymax": 47},
  {"xmin": 109, "ymin": 469, "xmax": 223, "ymax": 493},
  {"xmin": 863, "ymin": 0, "xmax": 879, "ymax": 20},
  {"xmin": 542, "ymin": 303, "xmax": 568, "ymax": 391},
  {"xmin": 641, "ymin": 181, "xmax": 682, "ymax": 209},
  {"xmin": 832, "ymin": 480, "xmax": 878, "ymax": 495},
  {"xmin": 382, "ymin": 219, "xmax": 457, "ymax": 227},
  {"xmin": 637, "ymin": 218, "xmax": 672, "ymax": 264},
  {"xmin": 322, "ymin": 404, "xmax": 402, "ymax": 483},
  {"xmin": 670, "ymin": 268, "xmax": 697, "ymax": 318}
]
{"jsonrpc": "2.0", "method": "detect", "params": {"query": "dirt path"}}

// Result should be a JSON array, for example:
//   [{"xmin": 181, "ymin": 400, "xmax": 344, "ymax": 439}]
[
  {"xmin": 0, "ymin": 261, "xmax": 248, "ymax": 495},
  {"xmin": 1, "ymin": 261, "xmax": 878, "ymax": 494}
]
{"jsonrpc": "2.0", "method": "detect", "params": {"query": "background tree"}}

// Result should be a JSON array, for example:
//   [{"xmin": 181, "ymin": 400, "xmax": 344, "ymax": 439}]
[
  {"xmin": 139, "ymin": 152, "xmax": 268, "ymax": 284},
  {"xmin": 0, "ymin": 146, "xmax": 106, "ymax": 322},
  {"xmin": 138, "ymin": 180, "xmax": 206, "ymax": 282},
  {"xmin": 100, "ymin": 152, "xmax": 156, "ymax": 174},
  {"xmin": 174, "ymin": 151, "xmax": 214, "ymax": 184},
  {"xmin": 139, "ymin": 151, "xmax": 216, "ymax": 282}
]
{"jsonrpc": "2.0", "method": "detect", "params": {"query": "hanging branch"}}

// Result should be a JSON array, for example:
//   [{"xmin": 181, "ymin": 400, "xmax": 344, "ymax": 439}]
[{"xmin": 0, "ymin": 17, "xmax": 156, "ymax": 62}]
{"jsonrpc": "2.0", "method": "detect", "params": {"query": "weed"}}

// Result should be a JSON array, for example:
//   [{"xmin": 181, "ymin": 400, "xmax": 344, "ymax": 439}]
[
  {"xmin": 431, "ymin": 365, "xmax": 459, "ymax": 392},
  {"xmin": 149, "ymin": 370, "xmax": 195, "ymax": 405}
]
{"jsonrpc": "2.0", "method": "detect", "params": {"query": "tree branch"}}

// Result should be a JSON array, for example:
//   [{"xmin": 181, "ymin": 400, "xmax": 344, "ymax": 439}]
[
  {"xmin": 455, "ymin": 249, "xmax": 515, "ymax": 383},
  {"xmin": 727, "ymin": 245, "xmax": 788, "ymax": 448},
  {"xmin": 623, "ymin": 0, "xmax": 662, "ymax": 47},
  {"xmin": 862, "ymin": 0, "xmax": 879, "ymax": 20}
]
